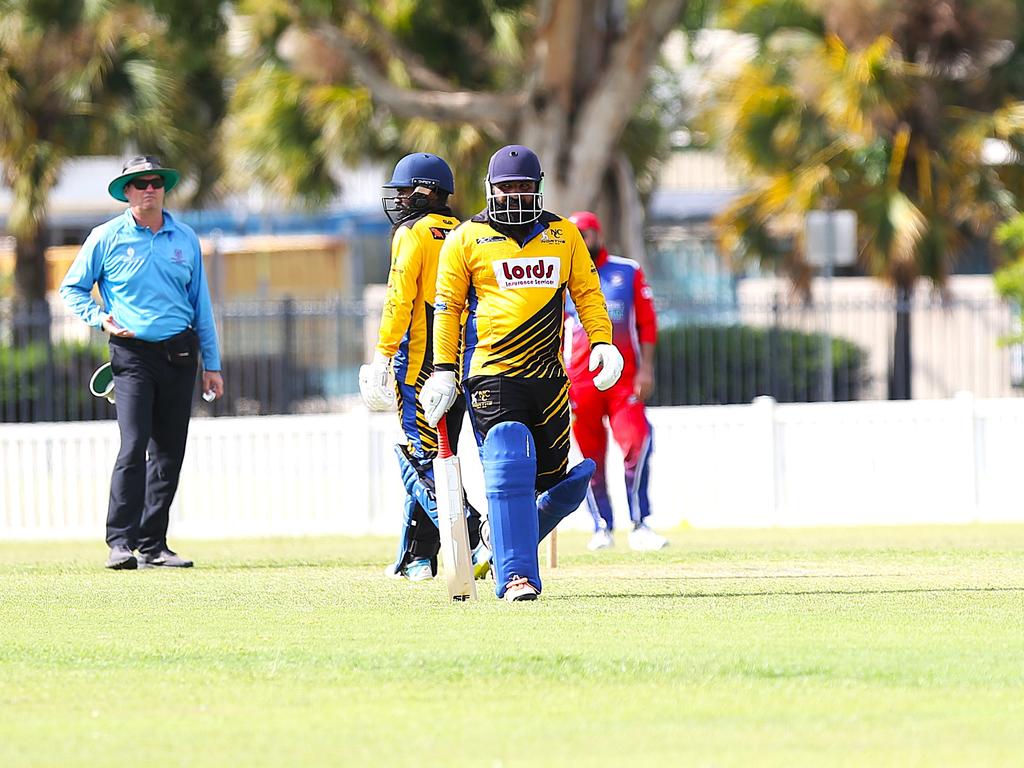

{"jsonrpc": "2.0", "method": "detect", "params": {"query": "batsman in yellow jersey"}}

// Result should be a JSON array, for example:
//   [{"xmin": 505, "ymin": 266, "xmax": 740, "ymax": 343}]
[
  {"xmin": 359, "ymin": 153, "xmax": 487, "ymax": 582},
  {"xmin": 419, "ymin": 145, "xmax": 624, "ymax": 602}
]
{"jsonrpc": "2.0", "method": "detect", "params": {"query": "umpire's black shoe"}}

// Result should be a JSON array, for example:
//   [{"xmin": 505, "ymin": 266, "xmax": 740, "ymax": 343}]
[
  {"xmin": 138, "ymin": 549, "xmax": 194, "ymax": 568},
  {"xmin": 105, "ymin": 545, "xmax": 137, "ymax": 570}
]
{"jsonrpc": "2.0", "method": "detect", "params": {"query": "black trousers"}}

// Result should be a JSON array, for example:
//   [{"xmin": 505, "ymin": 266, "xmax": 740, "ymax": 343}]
[
  {"xmin": 464, "ymin": 375, "xmax": 571, "ymax": 494},
  {"xmin": 106, "ymin": 333, "xmax": 198, "ymax": 553}
]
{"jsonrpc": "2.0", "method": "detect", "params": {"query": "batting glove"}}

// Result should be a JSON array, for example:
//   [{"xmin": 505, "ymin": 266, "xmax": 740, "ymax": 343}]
[
  {"xmin": 589, "ymin": 343, "xmax": 624, "ymax": 391},
  {"xmin": 358, "ymin": 351, "xmax": 396, "ymax": 411},
  {"xmin": 419, "ymin": 370, "xmax": 458, "ymax": 427}
]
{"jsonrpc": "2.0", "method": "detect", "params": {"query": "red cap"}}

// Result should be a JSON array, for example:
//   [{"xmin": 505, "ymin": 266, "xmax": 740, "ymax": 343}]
[{"xmin": 569, "ymin": 211, "xmax": 602, "ymax": 233}]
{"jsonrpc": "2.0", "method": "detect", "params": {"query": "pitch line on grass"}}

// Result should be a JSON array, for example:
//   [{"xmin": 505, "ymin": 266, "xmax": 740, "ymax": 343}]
[{"xmin": 560, "ymin": 585, "xmax": 1024, "ymax": 600}]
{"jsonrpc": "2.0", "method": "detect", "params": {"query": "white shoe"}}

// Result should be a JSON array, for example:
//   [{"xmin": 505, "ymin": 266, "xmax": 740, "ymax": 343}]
[
  {"xmin": 587, "ymin": 529, "xmax": 614, "ymax": 551},
  {"xmin": 385, "ymin": 557, "xmax": 434, "ymax": 581},
  {"xmin": 503, "ymin": 575, "xmax": 539, "ymax": 602},
  {"xmin": 628, "ymin": 523, "xmax": 668, "ymax": 551}
]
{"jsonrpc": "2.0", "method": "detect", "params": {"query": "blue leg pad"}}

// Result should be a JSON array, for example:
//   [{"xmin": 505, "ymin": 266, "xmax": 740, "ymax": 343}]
[
  {"xmin": 537, "ymin": 459, "xmax": 596, "ymax": 541},
  {"xmin": 482, "ymin": 422, "xmax": 540, "ymax": 597},
  {"xmin": 394, "ymin": 444, "xmax": 439, "ymax": 527}
]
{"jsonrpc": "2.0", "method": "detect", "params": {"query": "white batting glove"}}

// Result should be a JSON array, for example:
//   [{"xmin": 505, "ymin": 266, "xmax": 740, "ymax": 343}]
[
  {"xmin": 358, "ymin": 351, "xmax": 396, "ymax": 411},
  {"xmin": 589, "ymin": 343, "xmax": 624, "ymax": 391},
  {"xmin": 418, "ymin": 370, "xmax": 458, "ymax": 427}
]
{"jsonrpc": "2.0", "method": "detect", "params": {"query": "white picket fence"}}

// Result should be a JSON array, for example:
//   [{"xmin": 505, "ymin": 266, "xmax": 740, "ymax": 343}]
[{"xmin": 2, "ymin": 394, "xmax": 1023, "ymax": 541}]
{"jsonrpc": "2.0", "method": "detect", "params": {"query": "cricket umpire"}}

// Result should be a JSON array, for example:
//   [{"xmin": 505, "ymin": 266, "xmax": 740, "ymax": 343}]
[{"xmin": 60, "ymin": 155, "xmax": 223, "ymax": 570}]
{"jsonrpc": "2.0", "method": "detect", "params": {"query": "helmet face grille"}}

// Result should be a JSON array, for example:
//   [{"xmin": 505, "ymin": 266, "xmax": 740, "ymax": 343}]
[{"xmin": 486, "ymin": 189, "xmax": 544, "ymax": 225}]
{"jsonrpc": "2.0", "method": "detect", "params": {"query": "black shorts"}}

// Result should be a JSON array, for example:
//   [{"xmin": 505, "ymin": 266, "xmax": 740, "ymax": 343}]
[{"xmin": 464, "ymin": 375, "xmax": 570, "ymax": 493}]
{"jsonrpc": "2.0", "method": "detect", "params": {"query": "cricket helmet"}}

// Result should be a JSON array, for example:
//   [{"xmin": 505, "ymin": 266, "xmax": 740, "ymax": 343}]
[
  {"xmin": 485, "ymin": 144, "xmax": 544, "ymax": 225},
  {"xmin": 382, "ymin": 153, "xmax": 455, "ymax": 225}
]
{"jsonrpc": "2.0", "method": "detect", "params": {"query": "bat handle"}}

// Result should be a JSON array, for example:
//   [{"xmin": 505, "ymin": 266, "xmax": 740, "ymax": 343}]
[{"xmin": 436, "ymin": 418, "xmax": 453, "ymax": 459}]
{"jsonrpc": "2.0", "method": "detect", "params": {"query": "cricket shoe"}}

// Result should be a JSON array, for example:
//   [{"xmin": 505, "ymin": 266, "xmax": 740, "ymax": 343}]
[
  {"xmin": 137, "ymin": 549, "xmax": 193, "ymax": 568},
  {"xmin": 628, "ymin": 523, "xmax": 668, "ymax": 552},
  {"xmin": 503, "ymin": 575, "xmax": 539, "ymax": 602},
  {"xmin": 587, "ymin": 529, "xmax": 614, "ymax": 551},
  {"xmin": 385, "ymin": 557, "xmax": 434, "ymax": 581},
  {"xmin": 472, "ymin": 541, "xmax": 492, "ymax": 581}
]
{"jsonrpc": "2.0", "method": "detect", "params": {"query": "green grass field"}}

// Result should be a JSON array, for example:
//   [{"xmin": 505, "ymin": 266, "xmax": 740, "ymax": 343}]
[{"xmin": 1, "ymin": 525, "xmax": 1022, "ymax": 767}]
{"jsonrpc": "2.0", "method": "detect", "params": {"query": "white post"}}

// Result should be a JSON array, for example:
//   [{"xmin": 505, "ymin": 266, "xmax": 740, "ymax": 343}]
[
  {"xmin": 953, "ymin": 391, "xmax": 980, "ymax": 521},
  {"xmin": 752, "ymin": 396, "xmax": 780, "ymax": 524}
]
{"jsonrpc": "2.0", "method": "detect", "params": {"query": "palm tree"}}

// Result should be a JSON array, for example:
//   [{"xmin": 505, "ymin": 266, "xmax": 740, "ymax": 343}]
[
  {"xmin": 708, "ymin": 0, "xmax": 1024, "ymax": 398},
  {"xmin": 0, "ymin": 0, "xmax": 188, "ymax": 330}
]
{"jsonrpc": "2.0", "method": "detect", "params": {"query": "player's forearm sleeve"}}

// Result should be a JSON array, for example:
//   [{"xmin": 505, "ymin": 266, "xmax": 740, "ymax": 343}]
[
  {"xmin": 187, "ymin": 236, "xmax": 221, "ymax": 371},
  {"xmin": 433, "ymin": 235, "xmax": 469, "ymax": 368},
  {"xmin": 634, "ymin": 267, "xmax": 657, "ymax": 344},
  {"xmin": 59, "ymin": 233, "xmax": 104, "ymax": 328}
]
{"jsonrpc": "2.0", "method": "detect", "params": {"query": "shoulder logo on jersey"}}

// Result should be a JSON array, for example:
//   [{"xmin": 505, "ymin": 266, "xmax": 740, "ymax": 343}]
[
  {"xmin": 540, "ymin": 228, "xmax": 565, "ymax": 244},
  {"xmin": 429, "ymin": 227, "xmax": 451, "ymax": 240},
  {"xmin": 475, "ymin": 235, "xmax": 506, "ymax": 244},
  {"xmin": 493, "ymin": 257, "xmax": 561, "ymax": 289}
]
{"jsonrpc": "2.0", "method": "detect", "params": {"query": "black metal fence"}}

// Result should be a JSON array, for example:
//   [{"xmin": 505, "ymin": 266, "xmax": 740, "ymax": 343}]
[{"xmin": 1, "ymin": 290, "xmax": 1021, "ymax": 422}]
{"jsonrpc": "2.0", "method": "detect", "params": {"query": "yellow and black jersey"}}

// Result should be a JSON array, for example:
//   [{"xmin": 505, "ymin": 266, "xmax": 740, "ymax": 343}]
[
  {"xmin": 434, "ymin": 211, "xmax": 612, "ymax": 380},
  {"xmin": 377, "ymin": 210, "xmax": 459, "ymax": 385}
]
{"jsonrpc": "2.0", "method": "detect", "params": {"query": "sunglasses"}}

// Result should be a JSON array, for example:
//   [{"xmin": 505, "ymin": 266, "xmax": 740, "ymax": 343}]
[{"xmin": 129, "ymin": 176, "xmax": 165, "ymax": 191}]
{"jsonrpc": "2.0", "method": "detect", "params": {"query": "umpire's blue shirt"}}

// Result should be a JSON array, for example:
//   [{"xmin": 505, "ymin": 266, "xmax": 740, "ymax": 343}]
[{"xmin": 60, "ymin": 209, "xmax": 221, "ymax": 371}]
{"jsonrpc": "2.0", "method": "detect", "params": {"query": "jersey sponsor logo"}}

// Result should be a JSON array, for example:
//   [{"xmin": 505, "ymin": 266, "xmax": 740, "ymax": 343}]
[
  {"xmin": 607, "ymin": 299, "xmax": 625, "ymax": 322},
  {"xmin": 609, "ymin": 272, "xmax": 624, "ymax": 287},
  {"xmin": 475, "ymin": 235, "xmax": 506, "ymax": 244},
  {"xmin": 434, "ymin": 301, "xmax": 448, "ymax": 312},
  {"xmin": 493, "ymin": 257, "xmax": 561, "ymax": 289},
  {"xmin": 540, "ymin": 228, "xmax": 565, "ymax": 244},
  {"xmin": 429, "ymin": 227, "xmax": 451, "ymax": 240}
]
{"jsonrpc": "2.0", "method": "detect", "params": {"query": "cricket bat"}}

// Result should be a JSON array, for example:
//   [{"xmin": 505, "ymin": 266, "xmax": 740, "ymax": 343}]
[{"xmin": 433, "ymin": 419, "xmax": 477, "ymax": 602}]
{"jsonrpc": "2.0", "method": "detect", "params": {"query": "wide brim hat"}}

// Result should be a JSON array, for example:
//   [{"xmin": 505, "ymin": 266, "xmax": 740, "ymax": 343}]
[{"xmin": 108, "ymin": 155, "xmax": 180, "ymax": 202}]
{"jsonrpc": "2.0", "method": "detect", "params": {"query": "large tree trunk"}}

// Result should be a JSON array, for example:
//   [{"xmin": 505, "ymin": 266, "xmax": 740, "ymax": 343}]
[
  {"xmin": 14, "ymin": 225, "xmax": 48, "ymax": 305},
  {"xmin": 521, "ymin": 0, "xmax": 686, "ymax": 264},
  {"xmin": 11, "ymin": 220, "xmax": 52, "ymax": 347}
]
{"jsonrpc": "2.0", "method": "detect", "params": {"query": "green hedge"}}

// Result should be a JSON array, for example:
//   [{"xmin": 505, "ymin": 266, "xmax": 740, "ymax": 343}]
[
  {"xmin": 0, "ymin": 341, "xmax": 111, "ymax": 422},
  {"xmin": 650, "ymin": 323, "xmax": 870, "ymax": 406}
]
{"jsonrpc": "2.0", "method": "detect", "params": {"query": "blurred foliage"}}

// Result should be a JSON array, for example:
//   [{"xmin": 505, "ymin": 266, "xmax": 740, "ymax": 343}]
[
  {"xmin": 650, "ymin": 322, "xmax": 869, "ymax": 405},
  {"xmin": 705, "ymin": 0, "xmax": 1024, "ymax": 294},
  {"xmin": 0, "ymin": 0, "xmax": 219, "ymax": 302},
  {"xmin": 225, "ymin": 0, "xmax": 533, "ymax": 215},
  {"xmin": 225, "ymin": 1, "xmax": 687, "ymax": 220},
  {"xmin": 993, "ymin": 216, "xmax": 1024, "ymax": 330},
  {"xmin": 0, "ymin": 340, "xmax": 109, "ymax": 422}
]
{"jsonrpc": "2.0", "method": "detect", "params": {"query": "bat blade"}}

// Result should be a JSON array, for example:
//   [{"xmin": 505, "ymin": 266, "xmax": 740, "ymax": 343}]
[{"xmin": 434, "ymin": 422, "xmax": 477, "ymax": 602}]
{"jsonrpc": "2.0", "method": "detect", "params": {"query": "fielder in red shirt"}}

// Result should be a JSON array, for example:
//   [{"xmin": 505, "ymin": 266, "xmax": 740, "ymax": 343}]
[{"xmin": 565, "ymin": 211, "xmax": 668, "ymax": 551}]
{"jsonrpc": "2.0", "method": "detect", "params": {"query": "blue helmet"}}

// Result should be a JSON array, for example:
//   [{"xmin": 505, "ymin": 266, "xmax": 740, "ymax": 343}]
[
  {"xmin": 384, "ymin": 153, "xmax": 455, "ymax": 194},
  {"xmin": 382, "ymin": 153, "xmax": 454, "ymax": 225},
  {"xmin": 485, "ymin": 145, "xmax": 544, "ymax": 225}
]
